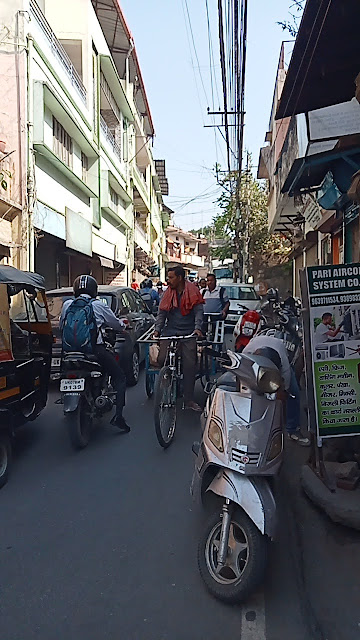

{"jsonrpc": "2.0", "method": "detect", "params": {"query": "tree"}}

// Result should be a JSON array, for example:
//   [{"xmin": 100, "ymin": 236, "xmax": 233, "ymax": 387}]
[
  {"xmin": 213, "ymin": 168, "xmax": 291, "ymax": 278},
  {"xmin": 277, "ymin": 0, "xmax": 305, "ymax": 37}
]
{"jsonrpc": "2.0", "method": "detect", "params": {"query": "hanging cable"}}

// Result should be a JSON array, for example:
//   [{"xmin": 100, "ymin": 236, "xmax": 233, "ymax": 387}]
[{"xmin": 217, "ymin": 0, "xmax": 231, "ymax": 176}]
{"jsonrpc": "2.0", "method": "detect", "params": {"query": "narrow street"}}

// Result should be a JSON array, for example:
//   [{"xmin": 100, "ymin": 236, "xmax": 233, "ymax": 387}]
[{"xmin": 0, "ymin": 355, "xmax": 312, "ymax": 640}]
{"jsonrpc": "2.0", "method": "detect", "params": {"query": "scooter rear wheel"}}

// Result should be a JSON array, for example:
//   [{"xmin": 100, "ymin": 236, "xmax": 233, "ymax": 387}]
[{"xmin": 198, "ymin": 507, "xmax": 267, "ymax": 603}]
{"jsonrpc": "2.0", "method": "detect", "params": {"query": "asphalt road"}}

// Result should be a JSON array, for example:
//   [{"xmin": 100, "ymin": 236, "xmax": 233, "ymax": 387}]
[{"xmin": 0, "ymin": 339, "xmax": 325, "ymax": 640}]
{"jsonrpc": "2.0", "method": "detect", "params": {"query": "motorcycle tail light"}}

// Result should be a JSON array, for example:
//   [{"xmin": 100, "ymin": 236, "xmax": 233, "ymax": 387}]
[
  {"xmin": 67, "ymin": 373, "xmax": 78, "ymax": 379},
  {"xmin": 267, "ymin": 432, "xmax": 283, "ymax": 461}
]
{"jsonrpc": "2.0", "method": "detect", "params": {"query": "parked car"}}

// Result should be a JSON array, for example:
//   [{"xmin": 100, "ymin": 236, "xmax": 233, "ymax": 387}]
[
  {"xmin": 47, "ymin": 285, "xmax": 155, "ymax": 386},
  {"xmin": 219, "ymin": 283, "xmax": 261, "ymax": 326}
]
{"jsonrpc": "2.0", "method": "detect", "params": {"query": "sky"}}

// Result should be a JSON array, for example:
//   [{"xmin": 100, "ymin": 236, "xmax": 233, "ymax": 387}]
[{"xmin": 120, "ymin": 0, "xmax": 293, "ymax": 231}]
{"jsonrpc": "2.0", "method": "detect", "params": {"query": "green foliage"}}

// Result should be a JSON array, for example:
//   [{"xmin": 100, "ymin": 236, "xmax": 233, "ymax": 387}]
[
  {"xmin": 277, "ymin": 0, "xmax": 305, "ymax": 37},
  {"xmin": 0, "ymin": 169, "xmax": 11, "ymax": 191},
  {"xmin": 213, "ymin": 168, "xmax": 291, "ymax": 269}
]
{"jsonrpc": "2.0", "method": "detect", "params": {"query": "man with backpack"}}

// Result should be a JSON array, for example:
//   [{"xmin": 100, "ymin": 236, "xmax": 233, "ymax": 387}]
[
  {"xmin": 60, "ymin": 275, "xmax": 130, "ymax": 433},
  {"xmin": 202, "ymin": 274, "xmax": 230, "ymax": 321},
  {"xmin": 139, "ymin": 279, "xmax": 159, "ymax": 314}
]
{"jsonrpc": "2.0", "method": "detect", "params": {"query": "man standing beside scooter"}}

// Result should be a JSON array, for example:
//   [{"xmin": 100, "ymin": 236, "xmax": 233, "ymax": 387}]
[{"xmin": 243, "ymin": 334, "xmax": 310, "ymax": 446}]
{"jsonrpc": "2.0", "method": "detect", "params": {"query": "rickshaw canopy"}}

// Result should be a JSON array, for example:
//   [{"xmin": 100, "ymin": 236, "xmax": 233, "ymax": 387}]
[{"xmin": 0, "ymin": 266, "xmax": 45, "ymax": 290}]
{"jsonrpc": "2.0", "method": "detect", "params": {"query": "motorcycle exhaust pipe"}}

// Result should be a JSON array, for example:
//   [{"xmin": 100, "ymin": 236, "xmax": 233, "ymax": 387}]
[{"xmin": 95, "ymin": 395, "xmax": 113, "ymax": 411}]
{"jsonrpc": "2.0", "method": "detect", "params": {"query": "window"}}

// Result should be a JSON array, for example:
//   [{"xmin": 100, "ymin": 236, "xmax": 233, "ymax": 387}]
[
  {"xmin": 81, "ymin": 152, "xmax": 88, "ymax": 182},
  {"xmin": 128, "ymin": 290, "xmax": 146, "ymax": 313},
  {"xmin": 120, "ymin": 291, "xmax": 132, "ymax": 313},
  {"xmin": 225, "ymin": 286, "xmax": 259, "ymax": 301},
  {"xmin": 109, "ymin": 187, "xmax": 119, "ymax": 212},
  {"xmin": 53, "ymin": 117, "xmax": 73, "ymax": 168},
  {"xmin": 10, "ymin": 291, "xmax": 48, "ymax": 323}
]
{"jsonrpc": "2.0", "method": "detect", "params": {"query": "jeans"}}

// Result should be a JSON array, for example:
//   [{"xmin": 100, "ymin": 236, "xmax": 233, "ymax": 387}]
[
  {"xmin": 157, "ymin": 338, "xmax": 197, "ymax": 403},
  {"xmin": 94, "ymin": 344, "xmax": 126, "ymax": 417},
  {"xmin": 286, "ymin": 367, "xmax": 301, "ymax": 434}
]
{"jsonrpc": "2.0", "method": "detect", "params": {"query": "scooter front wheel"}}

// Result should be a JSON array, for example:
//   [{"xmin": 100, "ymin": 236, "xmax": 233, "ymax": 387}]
[{"xmin": 198, "ymin": 507, "xmax": 267, "ymax": 603}]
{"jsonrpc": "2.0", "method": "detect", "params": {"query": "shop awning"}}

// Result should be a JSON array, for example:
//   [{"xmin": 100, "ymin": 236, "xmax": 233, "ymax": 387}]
[
  {"xmin": 282, "ymin": 146, "xmax": 360, "ymax": 197},
  {"xmin": 276, "ymin": 0, "xmax": 360, "ymax": 119}
]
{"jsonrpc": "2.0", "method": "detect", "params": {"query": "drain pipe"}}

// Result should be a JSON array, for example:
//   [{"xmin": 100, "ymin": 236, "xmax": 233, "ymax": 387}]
[{"xmin": 26, "ymin": 34, "xmax": 35, "ymax": 272}]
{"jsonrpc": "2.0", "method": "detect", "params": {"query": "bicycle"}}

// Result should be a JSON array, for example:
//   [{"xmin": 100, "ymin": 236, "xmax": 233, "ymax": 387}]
[
  {"xmin": 153, "ymin": 334, "xmax": 196, "ymax": 448},
  {"xmin": 198, "ymin": 313, "xmax": 225, "ymax": 391}
]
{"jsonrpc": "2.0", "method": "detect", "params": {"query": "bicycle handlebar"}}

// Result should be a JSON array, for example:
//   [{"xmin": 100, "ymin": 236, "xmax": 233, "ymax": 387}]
[{"xmin": 138, "ymin": 330, "xmax": 199, "ymax": 343}]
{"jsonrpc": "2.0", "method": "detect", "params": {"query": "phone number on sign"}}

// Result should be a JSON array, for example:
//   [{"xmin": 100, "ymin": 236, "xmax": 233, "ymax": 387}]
[{"xmin": 311, "ymin": 293, "xmax": 360, "ymax": 306}]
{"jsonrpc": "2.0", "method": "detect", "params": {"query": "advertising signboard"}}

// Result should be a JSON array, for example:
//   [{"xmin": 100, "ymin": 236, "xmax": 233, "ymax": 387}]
[{"xmin": 306, "ymin": 263, "xmax": 360, "ymax": 437}]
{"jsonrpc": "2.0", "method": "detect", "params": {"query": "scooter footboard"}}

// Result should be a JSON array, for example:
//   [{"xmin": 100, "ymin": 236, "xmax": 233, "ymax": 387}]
[{"xmin": 207, "ymin": 470, "xmax": 276, "ymax": 537}]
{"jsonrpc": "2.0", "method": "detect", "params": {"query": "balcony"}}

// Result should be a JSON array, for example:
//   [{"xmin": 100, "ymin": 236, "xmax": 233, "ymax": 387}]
[
  {"xmin": 132, "ymin": 164, "xmax": 150, "ymax": 212},
  {"xmin": 29, "ymin": 0, "xmax": 87, "ymax": 104},
  {"xmin": 134, "ymin": 221, "xmax": 150, "ymax": 253},
  {"xmin": 100, "ymin": 115, "xmax": 122, "ymax": 166}
]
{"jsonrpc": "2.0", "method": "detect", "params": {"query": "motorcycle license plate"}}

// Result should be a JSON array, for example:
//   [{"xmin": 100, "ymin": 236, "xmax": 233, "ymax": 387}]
[
  {"xmin": 51, "ymin": 357, "xmax": 61, "ymax": 368},
  {"xmin": 60, "ymin": 378, "xmax": 85, "ymax": 392},
  {"xmin": 244, "ymin": 321, "xmax": 257, "ymax": 329}
]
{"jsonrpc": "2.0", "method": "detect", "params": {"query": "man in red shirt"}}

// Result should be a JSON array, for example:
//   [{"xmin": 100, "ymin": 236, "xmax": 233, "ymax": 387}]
[{"xmin": 131, "ymin": 279, "xmax": 139, "ymax": 291}]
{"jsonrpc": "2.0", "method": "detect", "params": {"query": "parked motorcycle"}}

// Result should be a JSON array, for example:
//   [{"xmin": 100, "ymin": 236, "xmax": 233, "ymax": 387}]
[
  {"xmin": 191, "ymin": 349, "xmax": 283, "ymax": 603},
  {"xmin": 233, "ymin": 305, "xmax": 262, "ymax": 352},
  {"xmin": 60, "ymin": 329, "xmax": 125, "ymax": 449}
]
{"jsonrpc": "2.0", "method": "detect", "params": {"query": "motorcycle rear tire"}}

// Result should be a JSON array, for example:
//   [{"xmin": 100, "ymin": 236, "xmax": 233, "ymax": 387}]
[
  {"xmin": 66, "ymin": 397, "xmax": 92, "ymax": 450},
  {"xmin": 0, "ymin": 433, "xmax": 11, "ymax": 489},
  {"xmin": 198, "ymin": 507, "xmax": 267, "ymax": 603}
]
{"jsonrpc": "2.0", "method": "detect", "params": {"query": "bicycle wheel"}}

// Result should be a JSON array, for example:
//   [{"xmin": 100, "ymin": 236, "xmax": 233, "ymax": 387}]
[{"xmin": 154, "ymin": 366, "xmax": 177, "ymax": 448}]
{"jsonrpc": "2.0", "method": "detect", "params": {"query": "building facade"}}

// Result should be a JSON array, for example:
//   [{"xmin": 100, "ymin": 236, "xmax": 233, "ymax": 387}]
[
  {"xmin": 165, "ymin": 225, "xmax": 207, "ymax": 277},
  {"xmin": 259, "ymin": 3, "xmax": 360, "ymax": 296},
  {"xmin": 0, "ymin": 0, "xmax": 167, "ymax": 288}
]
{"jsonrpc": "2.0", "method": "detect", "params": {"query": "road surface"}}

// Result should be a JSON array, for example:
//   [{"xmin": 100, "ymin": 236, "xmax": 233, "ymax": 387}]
[{"xmin": 1, "ymin": 341, "xmax": 338, "ymax": 639}]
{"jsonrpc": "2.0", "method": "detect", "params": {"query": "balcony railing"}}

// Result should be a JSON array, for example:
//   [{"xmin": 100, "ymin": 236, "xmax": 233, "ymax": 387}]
[
  {"xmin": 100, "ymin": 115, "xmax": 122, "ymax": 163},
  {"xmin": 29, "ymin": 0, "xmax": 87, "ymax": 104},
  {"xmin": 135, "ymin": 221, "xmax": 148, "ymax": 241}
]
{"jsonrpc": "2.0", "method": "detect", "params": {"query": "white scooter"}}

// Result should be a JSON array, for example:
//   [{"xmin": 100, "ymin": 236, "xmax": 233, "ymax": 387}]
[{"xmin": 191, "ymin": 348, "xmax": 284, "ymax": 603}]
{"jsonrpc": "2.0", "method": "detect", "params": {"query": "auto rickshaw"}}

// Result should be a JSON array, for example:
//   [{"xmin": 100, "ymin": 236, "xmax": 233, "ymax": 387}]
[{"xmin": 0, "ymin": 266, "xmax": 52, "ymax": 489}]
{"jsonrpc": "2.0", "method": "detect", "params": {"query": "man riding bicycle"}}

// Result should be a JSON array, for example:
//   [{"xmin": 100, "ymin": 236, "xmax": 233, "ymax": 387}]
[{"xmin": 153, "ymin": 266, "xmax": 204, "ymax": 411}]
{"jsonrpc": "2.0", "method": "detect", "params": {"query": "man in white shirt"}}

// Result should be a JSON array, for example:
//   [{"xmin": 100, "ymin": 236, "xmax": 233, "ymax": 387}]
[
  {"xmin": 243, "ymin": 335, "xmax": 310, "ymax": 446},
  {"xmin": 202, "ymin": 274, "xmax": 230, "ymax": 318},
  {"xmin": 60, "ymin": 275, "xmax": 130, "ymax": 432},
  {"xmin": 315, "ymin": 312, "xmax": 343, "ymax": 345}
]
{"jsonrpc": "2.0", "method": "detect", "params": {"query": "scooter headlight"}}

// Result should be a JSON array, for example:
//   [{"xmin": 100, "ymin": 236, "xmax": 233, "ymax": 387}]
[
  {"xmin": 257, "ymin": 367, "xmax": 282, "ymax": 394},
  {"xmin": 208, "ymin": 418, "xmax": 224, "ymax": 453},
  {"xmin": 267, "ymin": 431, "xmax": 283, "ymax": 461}
]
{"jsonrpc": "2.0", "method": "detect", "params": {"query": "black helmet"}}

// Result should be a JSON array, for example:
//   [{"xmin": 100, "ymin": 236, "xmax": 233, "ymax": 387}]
[
  {"xmin": 73, "ymin": 275, "xmax": 98, "ymax": 298},
  {"xmin": 144, "ymin": 278, "xmax": 153, "ymax": 289}
]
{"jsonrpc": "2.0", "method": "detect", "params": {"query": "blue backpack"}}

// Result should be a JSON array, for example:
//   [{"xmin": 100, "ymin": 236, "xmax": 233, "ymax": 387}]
[{"xmin": 62, "ymin": 297, "xmax": 98, "ymax": 354}]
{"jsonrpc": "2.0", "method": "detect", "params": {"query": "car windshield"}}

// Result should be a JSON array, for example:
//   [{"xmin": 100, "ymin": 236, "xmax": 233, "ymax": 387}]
[
  {"xmin": 47, "ymin": 293, "xmax": 116, "ymax": 323},
  {"xmin": 225, "ymin": 286, "xmax": 258, "ymax": 301}
]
